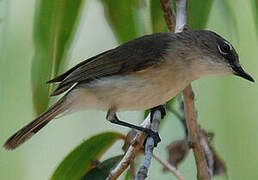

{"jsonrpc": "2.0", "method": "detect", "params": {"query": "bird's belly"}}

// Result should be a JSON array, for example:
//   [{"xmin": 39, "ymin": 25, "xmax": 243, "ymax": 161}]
[
  {"xmin": 112, "ymin": 81, "xmax": 180, "ymax": 110},
  {"xmin": 115, "ymin": 86, "xmax": 179, "ymax": 110},
  {"xmin": 74, "ymin": 72, "xmax": 189, "ymax": 111}
]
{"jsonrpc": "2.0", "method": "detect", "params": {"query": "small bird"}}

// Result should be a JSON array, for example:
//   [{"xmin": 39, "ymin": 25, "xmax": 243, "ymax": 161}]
[{"xmin": 4, "ymin": 30, "xmax": 254, "ymax": 150}]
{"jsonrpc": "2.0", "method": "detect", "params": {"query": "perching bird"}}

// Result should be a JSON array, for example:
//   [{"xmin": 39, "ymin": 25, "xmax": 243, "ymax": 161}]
[{"xmin": 4, "ymin": 30, "xmax": 254, "ymax": 150}]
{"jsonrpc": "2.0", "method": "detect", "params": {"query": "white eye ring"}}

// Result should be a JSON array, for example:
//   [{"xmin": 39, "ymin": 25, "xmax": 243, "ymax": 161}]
[{"xmin": 218, "ymin": 41, "xmax": 232, "ymax": 55}]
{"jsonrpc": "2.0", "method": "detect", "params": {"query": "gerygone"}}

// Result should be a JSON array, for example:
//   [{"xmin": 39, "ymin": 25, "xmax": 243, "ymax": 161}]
[{"xmin": 4, "ymin": 30, "xmax": 254, "ymax": 150}]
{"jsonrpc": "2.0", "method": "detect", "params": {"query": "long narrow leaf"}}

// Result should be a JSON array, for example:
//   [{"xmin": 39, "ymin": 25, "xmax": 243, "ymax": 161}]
[
  {"xmin": 150, "ymin": 0, "xmax": 167, "ymax": 33},
  {"xmin": 81, "ymin": 155, "xmax": 123, "ymax": 180},
  {"xmin": 251, "ymin": 0, "xmax": 258, "ymax": 36},
  {"xmin": 187, "ymin": 0, "xmax": 214, "ymax": 29},
  {"xmin": 31, "ymin": 0, "xmax": 85, "ymax": 114},
  {"xmin": 100, "ymin": 0, "xmax": 141, "ymax": 43},
  {"xmin": 124, "ymin": 169, "xmax": 133, "ymax": 180},
  {"xmin": 51, "ymin": 132, "xmax": 124, "ymax": 180},
  {"xmin": 221, "ymin": 0, "xmax": 238, "ymax": 31}
]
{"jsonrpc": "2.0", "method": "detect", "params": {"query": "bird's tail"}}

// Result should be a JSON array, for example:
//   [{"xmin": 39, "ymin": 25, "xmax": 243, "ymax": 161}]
[{"xmin": 4, "ymin": 96, "xmax": 69, "ymax": 150}]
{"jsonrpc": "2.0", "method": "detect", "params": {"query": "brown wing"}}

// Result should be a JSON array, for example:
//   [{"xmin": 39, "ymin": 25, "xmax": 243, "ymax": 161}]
[{"xmin": 48, "ymin": 33, "xmax": 172, "ymax": 96}]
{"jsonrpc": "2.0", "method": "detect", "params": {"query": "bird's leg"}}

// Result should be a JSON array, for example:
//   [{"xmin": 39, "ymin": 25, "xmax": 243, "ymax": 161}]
[{"xmin": 106, "ymin": 109, "xmax": 161, "ymax": 146}]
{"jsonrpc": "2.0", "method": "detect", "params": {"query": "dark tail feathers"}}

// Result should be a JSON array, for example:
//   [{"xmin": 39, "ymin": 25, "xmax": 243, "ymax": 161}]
[{"xmin": 4, "ymin": 96, "xmax": 68, "ymax": 150}]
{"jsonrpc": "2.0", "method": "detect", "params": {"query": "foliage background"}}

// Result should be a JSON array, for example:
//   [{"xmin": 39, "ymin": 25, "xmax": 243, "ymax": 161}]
[{"xmin": 0, "ymin": 0, "xmax": 258, "ymax": 179}]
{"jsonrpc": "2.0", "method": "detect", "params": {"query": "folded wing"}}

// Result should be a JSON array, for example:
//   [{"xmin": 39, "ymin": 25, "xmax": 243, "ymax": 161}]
[{"xmin": 48, "ymin": 33, "xmax": 171, "ymax": 96}]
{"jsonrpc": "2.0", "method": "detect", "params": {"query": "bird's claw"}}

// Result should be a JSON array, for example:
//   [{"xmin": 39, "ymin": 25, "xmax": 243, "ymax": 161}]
[
  {"xmin": 144, "ymin": 129, "xmax": 161, "ymax": 147},
  {"xmin": 151, "ymin": 105, "xmax": 166, "ymax": 121}
]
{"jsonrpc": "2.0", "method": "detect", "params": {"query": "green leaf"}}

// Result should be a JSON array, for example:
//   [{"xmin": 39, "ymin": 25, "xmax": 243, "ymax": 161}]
[
  {"xmin": 150, "ymin": 0, "xmax": 167, "ymax": 33},
  {"xmin": 81, "ymin": 155, "xmax": 123, "ymax": 180},
  {"xmin": 31, "ymin": 0, "xmax": 85, "ymax": 114},
  {"xmin": 187, "ymin": 0, "xmax": 214, "ymax": 29},
  {"xmin": 51, "ymin": 132, "xmax": 124, "ymax": 180},
  {"xmin": 124, "ymin": 169, "xmax": 133, "ymax": 180},
  {"xmin": 222, "ymin": 0, "xmax": 238, "ymax": 30},
  {"xmin": 251, "ymin": 0, "xmax": 258, "ymax": 36},
  {"xmin": 215, "ymin": 0, "xmax": 238, "ymax": 36},
  {"xmin": 100, "ymin": 0, "xmax": 141, "ymax": 43}
]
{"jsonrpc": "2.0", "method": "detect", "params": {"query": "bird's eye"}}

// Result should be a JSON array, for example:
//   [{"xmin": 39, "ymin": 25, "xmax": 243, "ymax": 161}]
[{"xmin": 218, "ymin": 41, "xmax": 231, "ymax": 55}]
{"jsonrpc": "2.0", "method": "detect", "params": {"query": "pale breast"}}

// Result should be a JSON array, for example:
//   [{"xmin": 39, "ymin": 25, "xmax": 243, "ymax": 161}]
[{"xmin": 72, "ymin": 62, "xmax": 192, "ymax": 111}]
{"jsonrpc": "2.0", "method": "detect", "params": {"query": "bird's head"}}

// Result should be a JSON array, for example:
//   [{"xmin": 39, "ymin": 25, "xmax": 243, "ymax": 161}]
[{"xmin": 175, "ymin": 30, "xmax": 254, "ymax": 82}]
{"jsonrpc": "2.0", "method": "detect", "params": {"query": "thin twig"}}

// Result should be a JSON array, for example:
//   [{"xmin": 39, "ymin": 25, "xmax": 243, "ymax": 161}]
[
  {"xmin": 199, "ymin": 130, "xmax": 214, "ymax": 176},
  {"xmin": 135, "ymin": 110, "xmax": 162, "ymax": 180},
  {"xmin": 129, "ymin": 162, "xmax": 136, "ymax": 180},
  {"xmin": 159, "ymin": 0, "xmax": 176, "ymax": 32},
  {"xmin": 153, "ymin": 152, "xmax": 185, "ymax": 180},
  {"xmin": 169, "ymin": 102, "xmax": 214, "ymax": 177},
  {"xmin": 106, "ymin": 115, "xmax": 151, "ymax": 180},
  {"xmin": 174, "ymin": 0, "xmax": 187, "ymax": 33},
  {"xmin": 182, "ymin": 86, "xmax": 211, "ymax": 180}
]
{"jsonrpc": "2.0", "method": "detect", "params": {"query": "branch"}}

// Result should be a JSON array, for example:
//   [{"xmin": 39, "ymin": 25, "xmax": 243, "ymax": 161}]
[
  {"xmin": 169, "ymin": 101, "xmax": 215, "ymax": 178},
  {"xmin": 174, "ymin": 0, "xmax": 187, "ymax": 33},
  {"xmin": 129, "ymin": 162, "xmax": 136, "ymax": 179},
  {"xmin": 159, "ymin": 0, "xmax": 176, "ymax": 32},
  {"xmin": 199, "ymin": 129, "xmax": 214, "ymax": 176},
  {"xmin": 106, "ymin": 115, "xmax": 150, "ymax": 180},
  {"xmin": 153, "ymin": 152, "xmax": 185, "ymax": 180},
  {"xmin": 135, "ymin": 110, "xmax": 162, "ymax": 180},
  {"xmin": 161, "ymin": 0, "xmax": 212, "ymax": 179},
  {"xmin": 183, "ymin": 86, "xmax": 211, "ymax": 179}
]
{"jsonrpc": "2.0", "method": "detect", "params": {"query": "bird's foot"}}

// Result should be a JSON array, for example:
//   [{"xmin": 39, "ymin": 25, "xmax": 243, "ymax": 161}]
[
  {"xmin": 150, "ymin": 104, "xmax": 166, "ymax": 121},
  {"xmin": 144, "ymin": 129, "xmax": 161, "ymax": 147}
]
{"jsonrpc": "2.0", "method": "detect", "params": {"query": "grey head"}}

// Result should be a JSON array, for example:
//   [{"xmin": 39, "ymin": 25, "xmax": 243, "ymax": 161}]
[{"xmin": 172, "ymin": 30, "xmax": 254, "ymax": 82}]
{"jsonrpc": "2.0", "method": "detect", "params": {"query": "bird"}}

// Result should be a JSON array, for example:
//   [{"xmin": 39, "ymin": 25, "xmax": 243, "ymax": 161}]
[{"xmin": 3, "ymin": 30, "xmax": 254, "ymax": 150}]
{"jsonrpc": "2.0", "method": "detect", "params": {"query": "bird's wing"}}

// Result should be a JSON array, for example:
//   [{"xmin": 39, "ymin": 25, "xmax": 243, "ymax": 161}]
[{"xmin": 48, "ymin": 33, "xmax": 172, "ymax": 96}]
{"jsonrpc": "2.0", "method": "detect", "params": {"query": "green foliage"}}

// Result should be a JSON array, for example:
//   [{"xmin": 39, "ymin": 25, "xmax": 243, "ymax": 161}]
[
  {"xmin": 81, "ymin": 155, "xmax": 123, "ymax": 180},
  {"xmin": 251, "ymin": 0, "xmax": 258, "ymax": 36},
  {"xmin": 31, "ymin": 0, "xmax": 85, "ymax": 114},
  {"xmin": 51, "ymin": 132, "xmax": 123, "ymax": 180},
  {"xmin": 100, "ymin": 0, "xmax": 142, "ymax": 43},
  {"xmin": 150, "ymin": 0, "xmax": 167, "ymax": 33},
  {"xmin": 124, "ymin": 169, "xmax": 133, "ymax": 180},
  {"xmin": 187, "ymin": 0, "xmax": 214, "ymax": 29},
  {"xmin": 219, "ymin": 0, "xmax": 238, "ymax": 33}
]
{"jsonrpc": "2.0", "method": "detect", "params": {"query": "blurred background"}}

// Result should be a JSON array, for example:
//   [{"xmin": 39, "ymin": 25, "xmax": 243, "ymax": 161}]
[{"xmin": 0, "ymin": 0, "xmax": 258, "ymax": 179}]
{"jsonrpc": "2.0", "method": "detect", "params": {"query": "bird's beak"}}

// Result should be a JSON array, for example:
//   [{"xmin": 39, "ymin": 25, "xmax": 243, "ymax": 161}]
[{"xmin": 232, "ymin": 65, "xmax": 255, "ymax": 82}]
